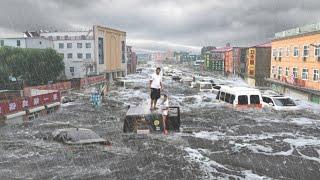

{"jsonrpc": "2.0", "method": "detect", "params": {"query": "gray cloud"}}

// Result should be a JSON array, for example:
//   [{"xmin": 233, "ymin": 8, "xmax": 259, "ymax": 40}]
[{"xmin": 0, "ymin": 0, "xmax": 319, "ymax": 53}]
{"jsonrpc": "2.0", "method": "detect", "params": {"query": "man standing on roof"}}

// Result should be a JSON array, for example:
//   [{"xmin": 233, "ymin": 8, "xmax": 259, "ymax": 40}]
[{"xmin": 149, "ymin": 67, "xmax": 163, "ymax": 110}]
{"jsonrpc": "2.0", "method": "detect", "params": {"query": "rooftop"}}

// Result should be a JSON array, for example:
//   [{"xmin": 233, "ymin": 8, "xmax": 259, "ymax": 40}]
[{"xmin": 274, "ymin": 22, "xmax": 320, "ymax": 39}]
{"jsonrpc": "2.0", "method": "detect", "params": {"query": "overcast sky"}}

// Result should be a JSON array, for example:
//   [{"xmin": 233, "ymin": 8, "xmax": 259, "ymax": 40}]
[{"xmin": 0, "ymin": 0, "xmax": 320, "ymax": 53}]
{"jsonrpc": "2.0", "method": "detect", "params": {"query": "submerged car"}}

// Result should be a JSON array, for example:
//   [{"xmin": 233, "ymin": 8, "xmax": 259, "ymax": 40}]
[
  {"xmin": 123, "ymin": 104, "xmax": 180, "ymax": 133},
  {"xmin": 52, "ymin": 128, "xmax": 109, "ymax": 145},
  {"xmin": 216, "ymin": 86, "xmax": 263, "ymax": 108},
  {"xmin": 262, "ymin": 95, "xmax": 299, "ymax": 111}
]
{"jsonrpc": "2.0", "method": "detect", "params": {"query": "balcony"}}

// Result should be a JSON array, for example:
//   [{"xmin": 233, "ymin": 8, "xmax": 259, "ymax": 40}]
[
  {"xmin": 267, "ymin": 76, "xmax": 320, "ymax": 96},
  {"xmin": 278, "ymin": 76, "xmax": 305, "ymax": 87}
]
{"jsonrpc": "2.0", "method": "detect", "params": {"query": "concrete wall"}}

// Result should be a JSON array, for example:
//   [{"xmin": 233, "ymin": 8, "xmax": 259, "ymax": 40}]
[
  {"xmin": 0, "ymin": 38, "xmax": 53, "ymax": 49},
  {"xmin": 25, "ymin": 38, "xmax": 53, "ymax": 49},
  {"xmin": 0, "ymin": 38, "xmax": 26, "ymax": 48}
]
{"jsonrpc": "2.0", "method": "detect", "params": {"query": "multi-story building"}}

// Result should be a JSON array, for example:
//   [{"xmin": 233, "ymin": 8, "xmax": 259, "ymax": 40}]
[
  {"xmin": 238, "ymin": 48, "xmax": 248, "ymax": 78},
  {"xmin": 205, "ymin": 47, "xmax": 231, "ymax": 72},
  {"xmin": 40, "ymin": 25, "xmax": 127, "ymax": 80},
  {"xmin": 151, "ymin": 52, "xmax": 166, "ymax": 62},
  {"xmin": 224, "ymin": 47, "xmax": 242, "ymax": 76},
  {"xmin": 137, "ymin": 54, "xmax": 151, "ymax": 62},
  {"xmin": 126, "ymin": 46, "xmax": 137, "ymax": 74},
  {"xmin": 0, "ymin": 37, "xmax": 53, "ymax": 49},
  {"xmin": 268, "ymin": 23, "xmax": 320, "ymax": 103},
  {"xmin": 40, "ymin": 31, "xmax": 94, "ymax": 79},
  {"xmin": 201, "ymin": 46, "xmax": 216, "ymax": 57},
  {"xmin": 245, "ymin": 43, "xmax": 271, "ymax": 87},
  {"xmin": 93, "ymin": 25, "xmax": 127, "ymax": 80}
]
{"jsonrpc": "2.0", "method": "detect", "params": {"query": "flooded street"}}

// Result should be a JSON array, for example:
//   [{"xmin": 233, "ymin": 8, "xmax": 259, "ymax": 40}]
[{"xmin": 1, "ymin": 66, "xmax": 320, "ymax": 180}]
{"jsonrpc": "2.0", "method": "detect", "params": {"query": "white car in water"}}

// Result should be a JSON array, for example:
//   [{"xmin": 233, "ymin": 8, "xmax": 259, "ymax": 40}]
[{"xmin": 262, "ymin": 95, "xmax": 299, "ymax": 111}]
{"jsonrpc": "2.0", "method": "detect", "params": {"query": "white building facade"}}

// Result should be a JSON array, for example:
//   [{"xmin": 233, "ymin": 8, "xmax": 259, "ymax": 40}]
[
  {"xmin": 0, "ymin": 37, "xmax": 53, "ymax": 49},
  {"xmin": 40, "ymin": 31, "xmax": 95, "ymax": 79}
]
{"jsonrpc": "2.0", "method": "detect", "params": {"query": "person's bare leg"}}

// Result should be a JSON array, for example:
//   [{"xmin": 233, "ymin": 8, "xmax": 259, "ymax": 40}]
[
  {"xmin": 162, "ymin": 115, "xmax": 168, "ymax": 135},
  {"xmin": 154, "ymin": 99, "xmax": 158, "ymax": 109}
]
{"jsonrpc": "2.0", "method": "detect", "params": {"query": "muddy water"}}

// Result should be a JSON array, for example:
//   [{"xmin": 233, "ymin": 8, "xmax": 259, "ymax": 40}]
[{"xmin": 0, "ymin": 70, "xmax": 320, "ymax": 179}]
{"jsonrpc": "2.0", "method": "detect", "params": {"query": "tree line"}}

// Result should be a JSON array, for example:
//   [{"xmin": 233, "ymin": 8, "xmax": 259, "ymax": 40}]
[{"xmin": 0, "ymin": 46, "xmax": 65, "ymax": 87}]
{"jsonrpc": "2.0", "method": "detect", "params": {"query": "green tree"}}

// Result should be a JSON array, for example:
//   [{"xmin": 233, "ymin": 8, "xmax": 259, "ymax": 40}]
[{"xmin": 0, "ymin": 46, "xmax": 65, "ymax": 87}]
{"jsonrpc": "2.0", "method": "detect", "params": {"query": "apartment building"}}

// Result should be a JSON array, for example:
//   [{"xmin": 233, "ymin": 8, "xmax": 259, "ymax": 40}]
[
  {"xmin": 39, "ymin": 25, "xmax": 127, "ymax": 80},
  {"xmin": 268, "ymin": 23, "xmax": 320, "ymax": 103},
  {"xmin": 40, "ymin": 31, "xmax": 95, "ymax": 79},
  {"xmin": 246, "ymin": 43, "xmax": 271, "ymax": 87}
]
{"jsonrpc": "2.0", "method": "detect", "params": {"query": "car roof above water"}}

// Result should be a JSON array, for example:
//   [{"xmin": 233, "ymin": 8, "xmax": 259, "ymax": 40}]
[
  {"xmin": 219, "ymin": 86, "xmax": 261, "ymax": 95},
  {"xmin": 126, "ymin": 104, "xmax": 161, "ymax": 116}
]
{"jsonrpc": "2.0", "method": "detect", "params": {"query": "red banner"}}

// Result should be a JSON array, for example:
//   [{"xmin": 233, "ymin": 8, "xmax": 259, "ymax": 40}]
[
  {"xmin": 80, "ymin": 75, "xmax": 106, "ymax": 88},
  {"xmin": 0, "ymin": 92, "xmax": 61, "ymax": 116}
]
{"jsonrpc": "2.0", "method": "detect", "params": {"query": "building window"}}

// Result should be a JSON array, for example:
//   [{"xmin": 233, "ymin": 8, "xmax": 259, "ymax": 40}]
[
  {"xmin": 313, "ymin": 69, "xmax": 319, "ymax": 81},
  {"xmin": 250, "ymin": 60, "xmax": 254, "ymax": 65},
  {"xmin": 293, "ymin": 47, "xmax": 299, "ymax": 57},
  {"xmin": 67, "ymin": 53, "xmax": 73, "ymax": 59},
  {"xmin": 98, "ymin": 37, "xmax": 104, "ymax": 64},
  {"xmin": 0, "ymin": 40, "xmax": 4, "ymax": 46},
  {"xmin": 86, "ymin": 53, "xmax": 91, "ymax": 59},
  {"xmin": 64, "ymin": 35, "xmax": 69, "ymax": 40},
  {"xmin": 293, "ymin": 68, "xmax": 298, "ymax": 78},
  {"xmin": 77, "ymin": 43, "xmax": 82, "ymax": 48},
  {"xmin": 272, "ymin": 49, "xmax": 277, "ymax": 57},
  {"xmin": 286, "ymin": 47, "xmax": 290, "ymax": 57},
  {"xmin": 81, "ymin": 35, "xmax": 86, "ymax": 40},
  {"xmin": 67, "ymin": 43, "xmax": 72, "ymax": 48},
  {"xmin": 278, "ymin": 48, "xmax": 283, "ymax": 57},
  {"xmin": 315, "ymin": 44, "xmax": 320, "ymax": 57},
  {"xmin": 271, "ymin": 66, "xmax": 276, "ymax": 74},
  {"xmin": 122, "ymin": 41, "xmax": 126, "ymax": 63},
  {"xmin": 285, "ymin": 67, "xmax": 289, "ymax": 76},
  {"xmin": 59, "ymin": 43, "xmax": 64, "ymax": 49},
  {"xmin": 278, "ymin": 67, "xmax": 282, "ymax": 80},
  {"xmin": 302, "ymin": 68, "xmax": 308, "ymax": 80},
  {"xmin": 77, "ymin": 53, "xmax": 83, "ymax": 59},
  {"xmin": 303, "ymin": 45, "xmax": 309, "ymax": 57},
  {"xmin": 86, "ymin": 43, "xmax": 91, "ymax": 48},
  {"xmin": 56, "ymin": 36, "xmax": 61, "ymax": 40},
  {"xmin": 70, "ymin": 67, "xmax": 74, "ymax": 72},
  {"xmin": 17, "ymin": 40, "xmax": 21, "ymax": 47}
]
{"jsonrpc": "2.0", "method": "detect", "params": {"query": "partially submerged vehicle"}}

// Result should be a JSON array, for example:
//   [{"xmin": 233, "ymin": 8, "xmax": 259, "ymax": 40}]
[
  {"xmin": 123, "ymin": 104, "xmax": 180, "ymax": 133},
  {"xmin": 216, "ymin": 86, "xmax": 263, "ymax": 108},
  {"xmin": 114, "ymin": 77, "xmax": 134, "ymax": 89},
  {"xmin": 262, "ymin": 94, "xmax": 299, "ymax": 111},
  {"xmin": 191, "ymin": 82, "xmax": 214, "ymax": 92},
  {"xmin": 180, "ymin": 77, "xmax": 194, "ymax": 86},
  {"xmin": 61, "ymin": 96, "xmax": 75, "ymax": 104},
  {"xmin": 53, "ymin": 128, "xmax": 109, "ymax": 145}
]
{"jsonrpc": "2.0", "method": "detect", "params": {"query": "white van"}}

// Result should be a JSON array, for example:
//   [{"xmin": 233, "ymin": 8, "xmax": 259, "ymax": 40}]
[
  {"xmin": 216, "ymin": 86, "xmax": 263, "ymax": 108},
  {"xmin": 192, "ymin": 82, "xmax": 213, "ymax": 92}
]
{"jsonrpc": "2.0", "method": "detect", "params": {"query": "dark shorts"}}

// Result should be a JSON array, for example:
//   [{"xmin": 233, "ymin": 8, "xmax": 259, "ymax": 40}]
[{"xmin": 151, "ymin": 88, "xmax": 161, "ymax": 100}]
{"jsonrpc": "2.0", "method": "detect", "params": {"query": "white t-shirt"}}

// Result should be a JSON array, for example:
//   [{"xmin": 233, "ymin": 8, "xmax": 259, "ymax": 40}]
[
  {"xmin": 161, "ymin": 99, "xmax": 169, "ymax": 116},
  {"xmin": 150, "ymin": 73, "xmax": 162, "ymax": 89}
]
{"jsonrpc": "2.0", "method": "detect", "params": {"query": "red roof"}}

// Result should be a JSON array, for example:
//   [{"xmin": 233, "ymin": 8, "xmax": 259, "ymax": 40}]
[
  {"xmin": 210, "ymin": 47, "xmax": 233, "ymax": 53},
  {"xmin": 252, "ymin": 42, "xmax": 271, "ymax": 48}
]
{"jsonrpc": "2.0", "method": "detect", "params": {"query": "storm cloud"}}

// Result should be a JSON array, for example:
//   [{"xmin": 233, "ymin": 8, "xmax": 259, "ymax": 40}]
[{"xmin": 0, "ymin": 0, "xmax": 319, "ymax": 53}]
